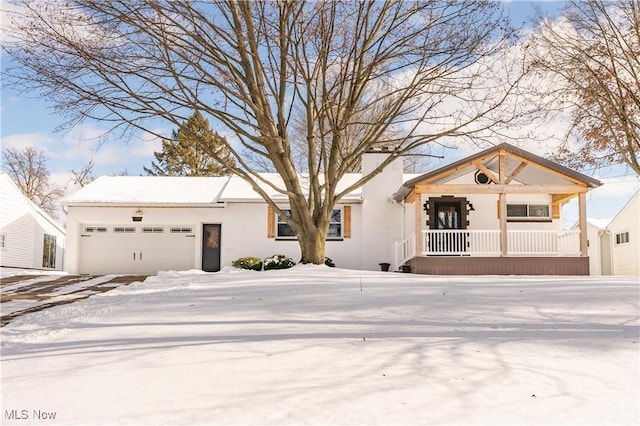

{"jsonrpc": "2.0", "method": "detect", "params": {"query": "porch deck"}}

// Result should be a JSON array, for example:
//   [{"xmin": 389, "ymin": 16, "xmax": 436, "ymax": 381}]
[{"xmin": 395, "ymin": 230, "xmax": 589, "ymax": 275}]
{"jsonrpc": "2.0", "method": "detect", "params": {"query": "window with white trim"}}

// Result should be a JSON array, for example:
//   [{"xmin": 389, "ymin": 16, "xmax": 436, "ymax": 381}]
[
  {"xmin": 0, "ymin": 234, "xmax": 5, "ymax": 250},
  {"xmin": 616, "ymin": 232, "xmax": 630, "ymax": 245},
  {"xmin": 42, "ymin": 234, "xmax": 56, "ymax": 268}
]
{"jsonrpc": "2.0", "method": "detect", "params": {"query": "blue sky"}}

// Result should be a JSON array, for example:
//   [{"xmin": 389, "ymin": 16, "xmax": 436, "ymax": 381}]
[{"xmin": 1, "ymin": 1, "xmax": 638, "ymax": 226}]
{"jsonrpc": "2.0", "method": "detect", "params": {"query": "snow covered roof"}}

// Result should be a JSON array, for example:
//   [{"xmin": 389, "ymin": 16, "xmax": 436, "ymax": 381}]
[
  {"xmin": 586, "ymin": 218, "xmax": 613, "ymax": 229},
  {"xmin": 62, "ymin": 173, "xmax": 369, "ymax": 206},
  {"xmin": 0, "ymin": 172, "xmax": 66, "ymax": 234},
  {"xmin": 62, "ymin": 176, "xmax": 230, "ymax": 206}
]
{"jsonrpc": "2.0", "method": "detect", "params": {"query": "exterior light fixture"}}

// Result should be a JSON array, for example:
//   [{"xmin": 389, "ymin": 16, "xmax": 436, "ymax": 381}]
[{"xmin": 132, "ymin": 209, "xmax": 143, "ymax": 222}]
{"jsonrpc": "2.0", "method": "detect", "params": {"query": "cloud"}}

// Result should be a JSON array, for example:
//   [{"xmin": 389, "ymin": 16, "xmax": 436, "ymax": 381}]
[{"xmin": 2, "ymin": 123, "xmax": 164, "ymax": 177}]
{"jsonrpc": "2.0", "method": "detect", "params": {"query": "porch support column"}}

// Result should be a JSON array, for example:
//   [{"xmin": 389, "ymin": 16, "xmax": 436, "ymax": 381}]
[
  {"xmin": 415, "ymin": 194, "xmax": 422, "ymax": 256},
  {"xmin": 498, "ymin": 152, "xmax": 508, "ymax": 257},
  {"xmin": 499, "ymin": 192, "xmax": 508, "ymax": 256},
  {"xmin": 578, "ymin": 192, "xmax": 588, "ymax": 256}
]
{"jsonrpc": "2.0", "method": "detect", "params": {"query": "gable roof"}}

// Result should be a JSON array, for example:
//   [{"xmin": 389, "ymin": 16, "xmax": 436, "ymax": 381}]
[
  {"xmin": 0, "ymin": 172, "xmax": 66, "ymax": 235},
  {"xmin": 393, "ymin": 143, "xmax": 602, "ymax": 201},
  {"xmin": 608, "ymin": 190, "xmax": 639, "ymax": 227}
]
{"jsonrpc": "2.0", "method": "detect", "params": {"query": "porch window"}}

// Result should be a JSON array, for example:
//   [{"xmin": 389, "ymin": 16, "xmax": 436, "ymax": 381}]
[
  {"xmin": 277, "ymin": 208, "xmax": 343, "ymax": 240},
  {"xmin": 616, "ymin": 232, "xmax": 630, "ymax": 245},
  {"xmin": 42, "ymin": 234, "xmax": 56, "ymax": 269},
  {"xmin": 507, "ymin": 204, "xmax": 550, "ymax": 221}
]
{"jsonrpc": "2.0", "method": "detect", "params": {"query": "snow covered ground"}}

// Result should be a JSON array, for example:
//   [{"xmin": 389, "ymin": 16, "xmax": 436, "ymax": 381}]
[{"xmin": 1, "ymin": 266, "xmax": 638, "ymax": 425}]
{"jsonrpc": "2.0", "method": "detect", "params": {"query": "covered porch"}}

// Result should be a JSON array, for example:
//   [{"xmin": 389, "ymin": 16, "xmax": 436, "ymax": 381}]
[
  {"xmin": 395, "ymin": 229, "xmax": 589, "ymax": 275},
  {"xmin": 391, "ymin": 143, "xmax": 602, "ymax": 275}
]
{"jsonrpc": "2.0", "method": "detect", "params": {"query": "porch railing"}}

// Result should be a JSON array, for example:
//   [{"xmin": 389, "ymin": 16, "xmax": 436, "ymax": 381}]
[{"xmin": 398, "ymin": 229, "xmax": 581, "ymax": 261}]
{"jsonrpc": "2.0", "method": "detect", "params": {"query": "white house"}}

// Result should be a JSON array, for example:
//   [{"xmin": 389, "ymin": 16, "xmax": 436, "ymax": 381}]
[
  {"xmin": 63, "ymin": 143, "xmax": 601, "ymax": 276},
  {"xmin": 584, "ymin": 191, "xmax": 639, "ymax": 276},
  {"xmin": 0, "ymin": 172, "xmax": 66, "ymax": 271}
]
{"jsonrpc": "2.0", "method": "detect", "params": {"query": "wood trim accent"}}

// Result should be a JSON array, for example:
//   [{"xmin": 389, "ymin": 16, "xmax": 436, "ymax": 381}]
[
  {"xmin": 415, "ymin": 196, "xmax": 422, "ymax": 255},
  {"xmin": 473, "ymin": 161, "xmax": 498, "ymax": 183},
  {"xmin": 552, "ymin": 193, "xmax": 576, "ymax": 205},
  {"xmin": 501, "ymin": 151, "xmax": 588, "ymax": 185},
  {"xmin": 552, "ymin": 204, "xmax": 560, "ymax": 219},
  {"xmin": 578, "ymin": 193, "xmax": 588, "ymax": 256},
  {"xmin": 505, "ymin": 161, "xmax": 528, "ymax": 184},
  {"xmin": 343, "ymin": 205, "xmax": 351, "ymax": 238},
  {"xmin": 267, "ymin": 206, "xmax": 275, "ymax": 238},
  {"xmin": 498, "ymin": 193, "xmax": 507, "ymax": 256},
  {"xmin": 414, "ymin": 183, "xmax": 587, "ymax": 195},
  {"xmin": 498, "ymin": 152, "xmax": 506, "ymax": 184},
  {"xmin": 405, "ymin": 189, "xmax": 418, "ymax": 203}
]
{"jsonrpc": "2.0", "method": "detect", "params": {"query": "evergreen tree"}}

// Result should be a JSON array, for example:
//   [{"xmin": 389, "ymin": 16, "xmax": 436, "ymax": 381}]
[{"xmin": 145, "ymin": 112, "xmax": 235, "ymax": 176}]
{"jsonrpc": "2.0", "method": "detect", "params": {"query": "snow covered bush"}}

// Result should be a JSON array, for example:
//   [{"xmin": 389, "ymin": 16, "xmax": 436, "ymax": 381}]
[
  {"xmin": 263, "ymin": 254, "xmax": 296, "ymax": 271},
  {"xmin": 324, "ymin": 257, "xmax": 335, "ymax": 267},
  {"xmin": 232, "ymin": 256, "xmax": 263, "ymax": 271}
]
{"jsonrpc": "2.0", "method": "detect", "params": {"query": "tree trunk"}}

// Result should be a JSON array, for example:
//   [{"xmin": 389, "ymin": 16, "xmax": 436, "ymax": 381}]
[{"xmin": 297, "ymin": 229, "xmax": 326, "ymax": 264}]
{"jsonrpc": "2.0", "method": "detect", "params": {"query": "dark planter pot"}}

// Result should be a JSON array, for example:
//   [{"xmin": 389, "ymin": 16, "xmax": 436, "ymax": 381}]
[
  {"xmin": 401, "ymin": 264, "xmax": 412, "ymax": 273},
  {"xmin": 379, "ymin": 262, "xmax": 391, "ymax": 272}
]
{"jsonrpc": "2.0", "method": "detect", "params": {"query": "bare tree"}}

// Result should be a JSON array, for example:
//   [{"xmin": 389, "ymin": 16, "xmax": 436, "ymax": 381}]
[
  {"xmin": 70, "ymin": 160, "xmax": 95, "ymax": 187},
  {"xmin": 3, "ymin": 1, "xmax": 529, "ymax": 263},
  {"xmin": 2, "ymin": 147, "xmax": 65, "ymax": 217},
  {"xmin": 530, "ymin": 0, "xmax": 640, "ymax": 174}
]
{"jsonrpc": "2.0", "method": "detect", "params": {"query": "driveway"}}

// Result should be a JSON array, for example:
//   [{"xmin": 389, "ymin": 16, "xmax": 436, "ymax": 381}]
[{"xmin": 0, "ymin": 274, "xmax": 148, "ymax": 326}]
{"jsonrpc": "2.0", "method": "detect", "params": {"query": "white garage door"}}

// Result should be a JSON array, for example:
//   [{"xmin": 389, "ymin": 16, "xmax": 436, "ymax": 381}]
[{"xmin": 78, "ymin": 225, "xmax": 196, "ymax": 275}]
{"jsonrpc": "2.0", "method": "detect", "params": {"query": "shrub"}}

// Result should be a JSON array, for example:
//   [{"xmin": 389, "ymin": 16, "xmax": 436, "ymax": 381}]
[
  {"xmin": 263, "ymin": 254, "xmax": 296, "ymax": 271},
  {"xmin": 232, "ymin": 256, "xmax": 263, "ymax": 271},
  {"xmin": 324, "ymin": 256, "xmax": 336, "ymax": 267}
]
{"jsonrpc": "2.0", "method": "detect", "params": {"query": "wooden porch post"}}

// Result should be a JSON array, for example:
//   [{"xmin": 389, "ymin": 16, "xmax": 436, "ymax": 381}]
[
  {"xmin": 498, "ymin": 152, "xmax": 508, "ymax": 257},
  {"xmin": 499, "ymin": 192, "xmax": 508, "ymax": 256},
  {"xmin": 578, "ymin": 192, "xmax": 588, "ymax": 256},
  {"xmin": 415, "ymin": 194, "xmax": 422, "ymax": 256}
]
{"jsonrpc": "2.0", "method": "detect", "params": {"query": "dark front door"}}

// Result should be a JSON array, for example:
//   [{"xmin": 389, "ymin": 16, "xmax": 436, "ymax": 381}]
[
  {"xmin": 435, "ymin": 202, "xmax": 462, "ymax": 230},
  {"xmin": 427, "ymin": 198, "xmax": 468, "ymax": 254},
  {"xmin": 202, "ymin": 224, "xmax": 221, "ymax": 272}
]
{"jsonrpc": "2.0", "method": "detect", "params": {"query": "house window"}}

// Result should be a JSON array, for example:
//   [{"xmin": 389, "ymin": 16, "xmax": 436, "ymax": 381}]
[
  {"xmin": 616, "ymin": 232, "xmax": 630, "ymax": 245},
  {"xmin": 277, "ymin": 209, "xmax": 343, "ymax": 240},
  {"xmin": 507, "ymin": 204, "xmax": 550, "ymax": 221},
  {"xmin": 328, "ymin": 209, "xmax": 342, "ymax": 238},
  {"xmin": 0, "ymin": 234, "xmax": 5, "ymax": 250},
  {"xmin": 276, "ymin": 210, "xmax": 297, "ymax": 238},
  {"xmin": 42, "ymin": 234, "xmax": 56, "ymax": 269}
]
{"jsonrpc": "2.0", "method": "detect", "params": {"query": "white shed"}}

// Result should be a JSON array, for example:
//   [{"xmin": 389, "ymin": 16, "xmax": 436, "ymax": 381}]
[{"xmin": 0, "ymin": 172, "xmax": 66, "ymax": 271}]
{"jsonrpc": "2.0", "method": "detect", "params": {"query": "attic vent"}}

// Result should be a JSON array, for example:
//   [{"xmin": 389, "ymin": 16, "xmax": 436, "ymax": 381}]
[{"xmin": 474, "ymin": 170, "xmax": 492, "ymax": 184}]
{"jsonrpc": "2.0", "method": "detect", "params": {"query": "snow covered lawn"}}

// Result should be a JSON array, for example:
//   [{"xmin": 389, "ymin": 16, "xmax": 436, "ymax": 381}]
[{"xmin": 1, "ymin": 266, "xmax": 638, "ymax": 425}]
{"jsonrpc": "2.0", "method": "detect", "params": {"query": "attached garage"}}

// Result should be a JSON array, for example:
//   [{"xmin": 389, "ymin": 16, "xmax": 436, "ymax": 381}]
[{"xmin": 78, "ymin": 224, "xmax": 197, "ymax": 275}]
